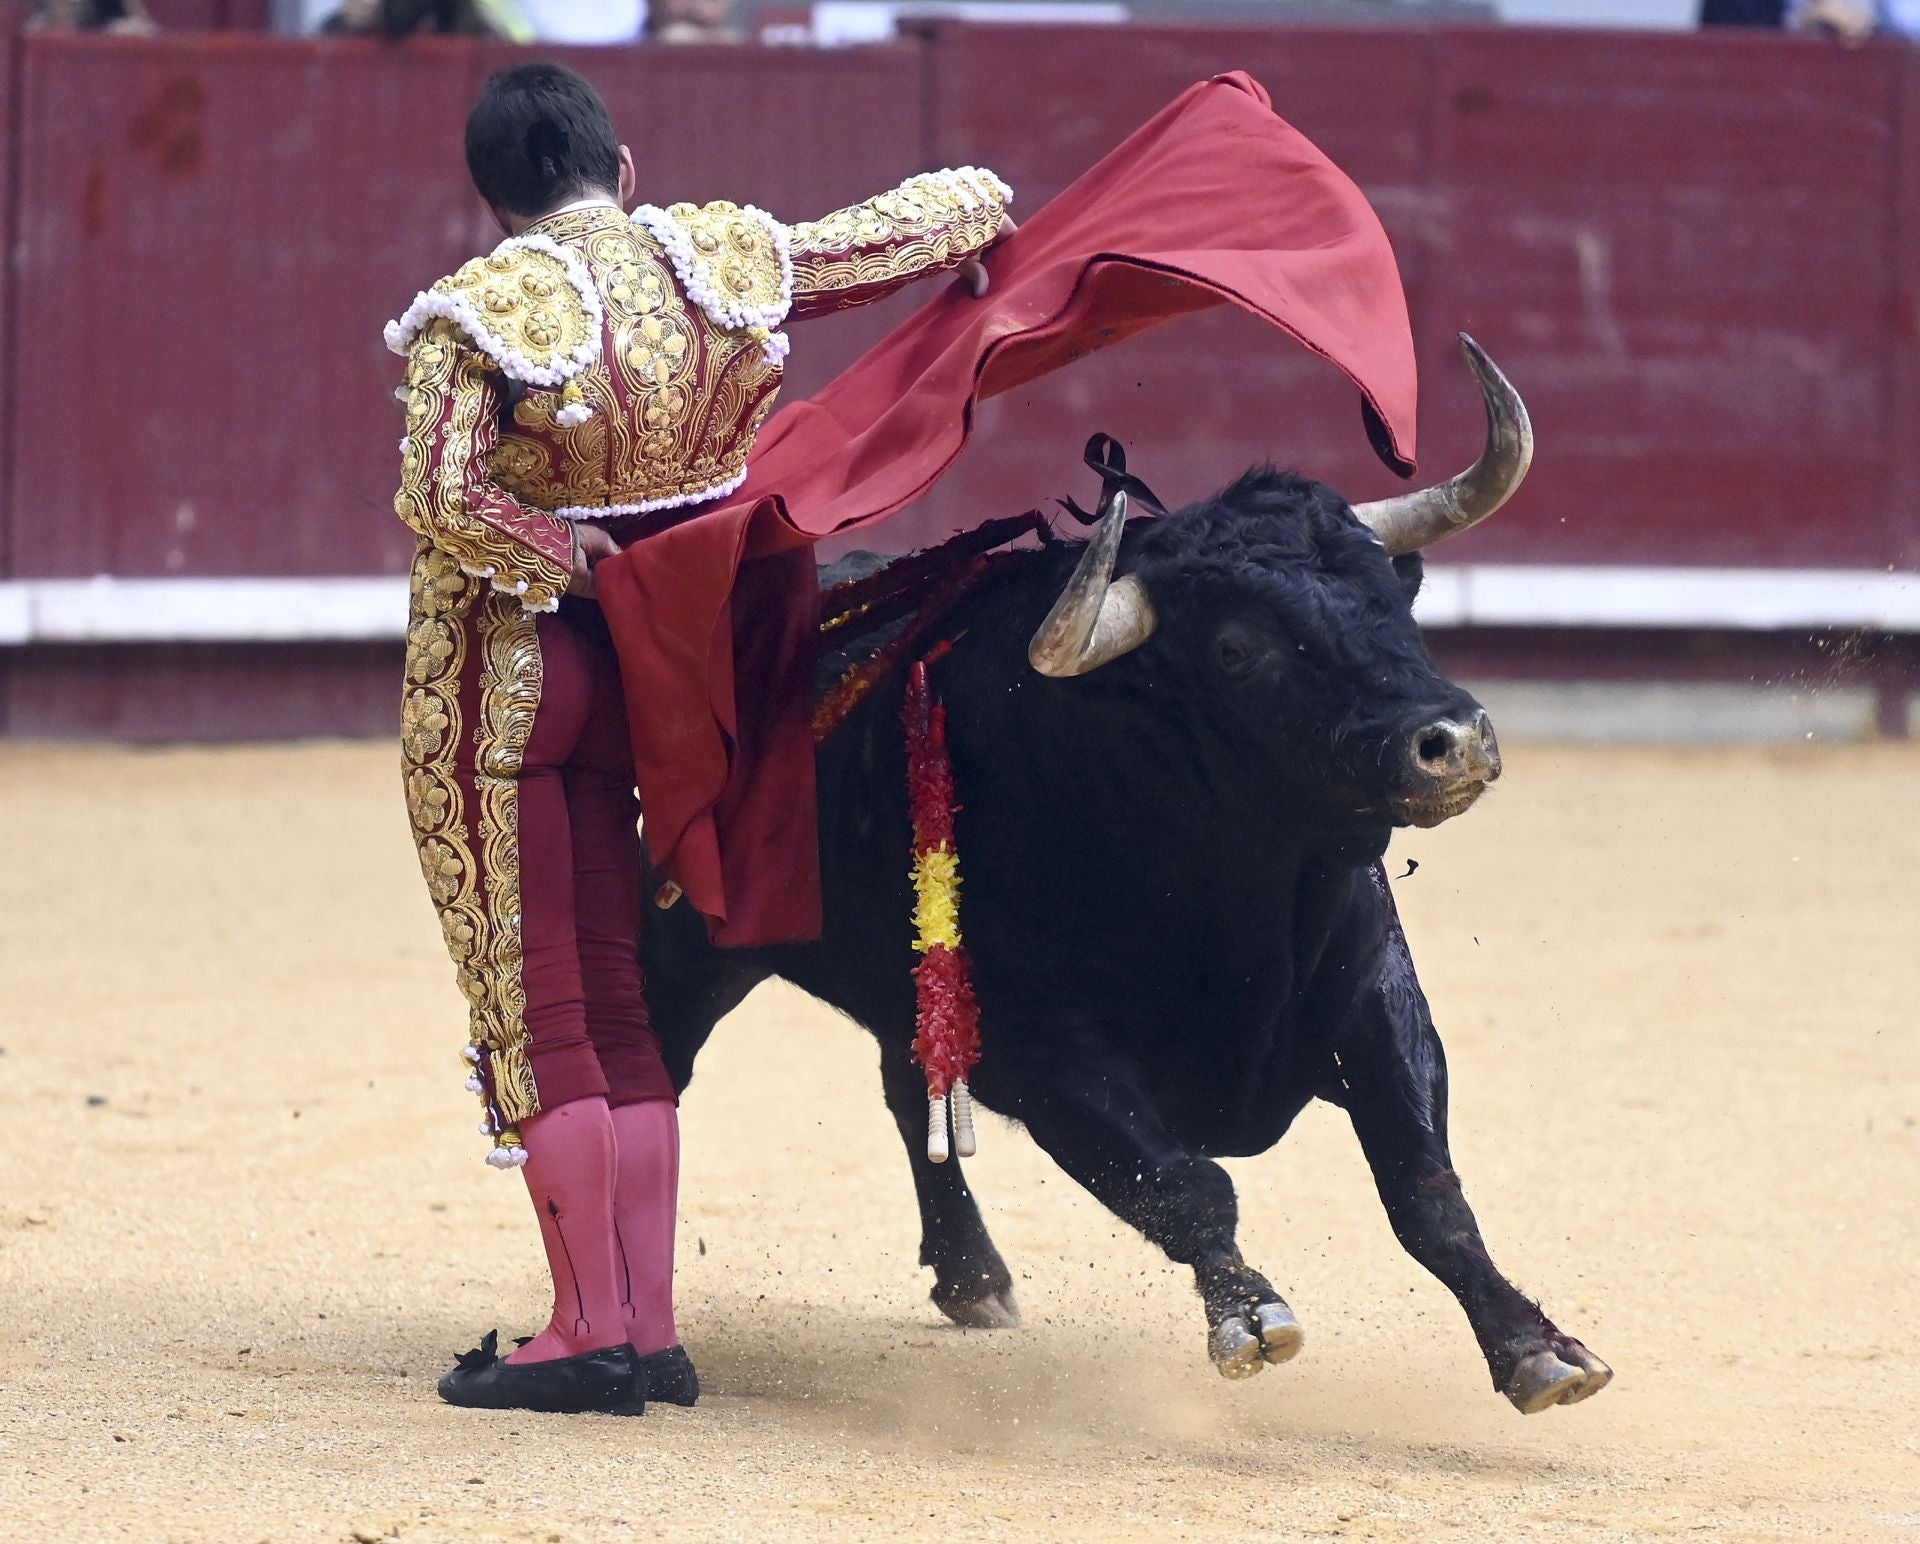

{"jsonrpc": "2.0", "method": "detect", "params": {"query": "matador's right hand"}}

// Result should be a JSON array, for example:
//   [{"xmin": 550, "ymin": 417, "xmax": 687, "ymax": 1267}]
[{"xmin": 568, "ymin": 524, "xmax": 620, "ymax": 600}]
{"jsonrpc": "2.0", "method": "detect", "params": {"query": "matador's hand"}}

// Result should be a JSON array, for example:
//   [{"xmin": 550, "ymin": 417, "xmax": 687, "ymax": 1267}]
[
  {"xmin": 568, "ymin": 523, "xmax": 620, "ymax": 600},
  {"xmin": 959, "ymin": 213, "xmax": 1018, "ymax": 299}
]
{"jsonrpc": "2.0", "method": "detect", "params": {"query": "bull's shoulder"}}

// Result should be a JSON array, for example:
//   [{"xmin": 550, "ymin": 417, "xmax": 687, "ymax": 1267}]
[{"xmin": 819, "ymin": 551, "xmax": 894, "ymax": 591}]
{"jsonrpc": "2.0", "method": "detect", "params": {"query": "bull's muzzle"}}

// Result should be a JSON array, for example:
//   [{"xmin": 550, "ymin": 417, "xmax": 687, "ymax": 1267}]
[{"xmin": 1395, "ymin": 710, "xmax": 1502, "ymax": 827}]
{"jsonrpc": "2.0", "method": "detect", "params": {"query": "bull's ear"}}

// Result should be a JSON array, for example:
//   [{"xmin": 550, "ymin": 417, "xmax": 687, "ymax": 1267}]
[{"xmin": 1392, "ymin": 551, "xmax": 1425, "ymax": 603}]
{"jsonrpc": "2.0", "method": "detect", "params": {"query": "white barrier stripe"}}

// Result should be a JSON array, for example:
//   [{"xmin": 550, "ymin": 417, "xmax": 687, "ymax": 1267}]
[
  {"xmin": 1412, "ymin": 566, "xmax": 1920, "ymax": 632},
  {"xmin": 0, "ymin": 566, "xmax": 1915, "ymax": 644},
  {"xmin": 0, "ymin": 577, "xmax": 410, "ymax": 644}
]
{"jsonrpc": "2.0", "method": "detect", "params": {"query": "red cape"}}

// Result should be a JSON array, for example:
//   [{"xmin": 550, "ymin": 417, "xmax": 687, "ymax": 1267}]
[{"xmin": 595, "ymin": 71, "xmax": 1418, "ymax": 947}]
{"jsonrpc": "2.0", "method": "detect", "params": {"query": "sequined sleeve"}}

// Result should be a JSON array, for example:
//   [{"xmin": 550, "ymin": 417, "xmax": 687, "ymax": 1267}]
[
  {"xmin": 786, "ymin": 167, "xmax": 1011, "ymax": 322},
  {"xmin": 395, "ymin": 321, "xmax": 575, "ymax": 614}
]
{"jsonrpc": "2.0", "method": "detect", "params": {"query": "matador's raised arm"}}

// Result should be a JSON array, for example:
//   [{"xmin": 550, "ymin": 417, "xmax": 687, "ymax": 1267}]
[{"xmin": 785, "ymin": 167, "xmax": 1012, "ymax": 322}]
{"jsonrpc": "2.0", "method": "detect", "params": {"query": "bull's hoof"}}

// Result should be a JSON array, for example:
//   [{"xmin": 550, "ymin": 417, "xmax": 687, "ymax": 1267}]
[
  {"xmin": 1255, "ymin": 1301, "xmax": 1304, "ymax": 1364},
  {"xmin": 931, "ymin": 1278, "xmax": 1021, "ymax": 1330},
  {"xmin": 1504, "ymin": 1343, "xmax": 1613, "ymax": 1414},
  {"xmin": 1210, "ymin": 1301, "xmax": 1303, "ymax": 1379}
]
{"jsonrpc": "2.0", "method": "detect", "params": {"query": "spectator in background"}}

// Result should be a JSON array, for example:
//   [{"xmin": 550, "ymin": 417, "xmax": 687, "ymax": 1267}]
[
  {"xmin": 28, "ymin": 0, "xmax": 158, "ymax": 32},
  {"xmin": 1790, "ymin": 0, "xmax": 1918, "ymax": 38},
  {"xmin": 1702, "ymin": 0, "xmax": 1917, "ymax": 35},
  {"xmin": 323, "ymin": 0, "xmax": 651, "ymax": 38},
  {"xmin": 651, "ymin": 0, "xmax": 738, "ymax": 42},
  {"xmin": 519, "ymin": 0, "xmax": 646, "ymax": 40},
  {"xmin": 322, "ymin": 0, "xmax": 492, "ymax": 32}
]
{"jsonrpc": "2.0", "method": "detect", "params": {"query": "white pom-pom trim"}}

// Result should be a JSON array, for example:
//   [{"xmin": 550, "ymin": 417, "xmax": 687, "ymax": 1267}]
[
  {"xmin": 464, "ymin": 1076, "xmax": 485, "ymax": 1094},
  {"xmin": 554, "ymin": 401, "xmax": 594, "ymax": 428},
  {"xmin": 922, "ymin": 165, "xmax": 1014, "ymax": 213},
  {"xmin": 462, "ymin": 1045, "xmax": 482, "ymax": 1063},
  {"xmin": 632, "ymin": 203, "xmax": 794, "ymax": 336},
  {"xmin": 798, "ymin": 167, "xmax": 1013, "ymax": 256},
  {"xmin": 549, "ymin": 465, "xmax": 749, "ymax": 523},
  {"xmin": 383, "ymin": 233, "xmax": 605, "ymax": 387},
  {"xmin": 455, "ymin": 559, "xmax": 563, "ymax": 614}
]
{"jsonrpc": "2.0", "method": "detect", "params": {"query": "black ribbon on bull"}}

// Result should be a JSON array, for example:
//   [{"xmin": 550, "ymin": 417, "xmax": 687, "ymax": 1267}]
[{"xmin": 1060, "ymin": 433, "xmax": 1171, "ymax": 526}]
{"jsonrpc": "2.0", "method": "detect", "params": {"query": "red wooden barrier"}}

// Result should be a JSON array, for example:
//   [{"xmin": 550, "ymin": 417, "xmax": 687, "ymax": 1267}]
[
  {"xmin": 0, "ymin": 16, "xmax": 18, "ymax": 580},
  {"xmin": 3, "ymin": 27, "xmax": 1918, "ymax": 738},
  {"xmin": 1895, "ymin": 49, "xmax": 1920, "ymax": 568},
  {"xmin": 1422, "ymin": 29, "xmax": 1909, "ymax": 568},
  {"xmin": 146, "ymin": 0, "xmax": 272, "ymax": 29},
  {"xmin": 902, "ymin": 25, "xmax": 1436, "ymax": 553},
  {"xmin": 12, "ymin": 34, "xmax": 482, "ymax": 578},
  {"xmin": 6, "ymin": 36, "xmax": 936, "ymax": 583},
  {"xmin": 910, "ymin": 25, "xmax": 1920, "ymax": 569}
]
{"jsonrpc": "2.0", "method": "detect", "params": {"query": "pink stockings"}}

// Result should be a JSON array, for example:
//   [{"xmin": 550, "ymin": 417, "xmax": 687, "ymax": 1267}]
[
  {"xmin": 485, "ymin": 608, "xmax": 680, "ymax": 1367},
  {"xmin": 506, "ymin": 1095, "xmax": 681, "ymax": 1365},
  {"xmin": 610, "ymin": 1099, "xmax": 680, "ymax": 1355}
]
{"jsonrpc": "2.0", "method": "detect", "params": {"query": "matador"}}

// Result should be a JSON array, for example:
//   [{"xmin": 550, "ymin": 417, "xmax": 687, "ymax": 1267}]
[{"xmin": 387, "ymin": 61, "xmax": 1010, "ymax": 1416}]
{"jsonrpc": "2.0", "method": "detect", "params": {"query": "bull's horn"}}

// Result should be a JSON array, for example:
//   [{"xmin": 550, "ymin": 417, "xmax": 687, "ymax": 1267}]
[
  {"xmin": 1350, "ymin": 334, "xmax": 1533, "ymax": 556},
  {"xmin": 1027, "ymin": 489, "xmax": 1158, "ymax": 677}
]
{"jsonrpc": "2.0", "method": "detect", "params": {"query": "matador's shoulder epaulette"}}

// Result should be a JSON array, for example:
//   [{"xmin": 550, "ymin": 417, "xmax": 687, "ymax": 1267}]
[
  {"xmin": 384, "ymin": 233, "xmax": 604, "ymax": 387},
  {"xmin": 631, "ymin": 200, "xmax": 794, "ymax": 337}
]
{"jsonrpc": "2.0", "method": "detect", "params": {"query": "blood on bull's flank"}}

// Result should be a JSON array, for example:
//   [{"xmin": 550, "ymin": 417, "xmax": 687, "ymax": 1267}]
[{"xmin": 644, "ymin": 337, "xmax": 1611, "ymax": 1414}]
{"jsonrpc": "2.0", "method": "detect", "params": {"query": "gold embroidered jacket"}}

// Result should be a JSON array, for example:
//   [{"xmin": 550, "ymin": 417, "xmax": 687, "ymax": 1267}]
[{"xmin": 388, "ymin": 168, "xmax": 1013, "ymax": 614}]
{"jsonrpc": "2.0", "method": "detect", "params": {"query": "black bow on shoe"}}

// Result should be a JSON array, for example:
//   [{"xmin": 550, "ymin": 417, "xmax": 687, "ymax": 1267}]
[
  {"xmin": 452, "ymin": 1330, "xmax": 500, "ymax": 1373},
  {"xmin": 437, "ymin": 1329, "xmax": 646, "ymax": 1415}
]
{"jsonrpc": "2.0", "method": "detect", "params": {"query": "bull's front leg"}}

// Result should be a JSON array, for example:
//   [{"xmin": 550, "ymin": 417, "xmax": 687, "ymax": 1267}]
[
  {"xmin": 1330, "ymin": 873, "xmax": 1613, "ymax": 1413},
  {"xmin": 1017, "ymin": 1056, "xmax": 1303, "ymax": 1379}
]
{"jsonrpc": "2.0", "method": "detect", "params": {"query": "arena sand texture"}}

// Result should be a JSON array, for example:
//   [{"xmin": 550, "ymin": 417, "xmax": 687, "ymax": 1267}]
[{"xmin": 3, "ymin": 739, "xmax": 1916, "ymax": 1542}]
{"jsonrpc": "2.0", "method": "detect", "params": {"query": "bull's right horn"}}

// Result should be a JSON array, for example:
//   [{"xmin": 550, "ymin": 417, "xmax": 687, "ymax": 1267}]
[
  {"xmin": 1027, "ymin": 489, "xmax": 1158, "ymax": 678},
  {"xmin": 1350, "ymin": 334, "xmax": 1533, "ymax": 556}
]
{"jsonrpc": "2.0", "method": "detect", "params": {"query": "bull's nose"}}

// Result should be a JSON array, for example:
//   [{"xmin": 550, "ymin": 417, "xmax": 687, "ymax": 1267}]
[{"xmin": 1410, "ymin": 710, "xmax": 1502, "ymax": 784}]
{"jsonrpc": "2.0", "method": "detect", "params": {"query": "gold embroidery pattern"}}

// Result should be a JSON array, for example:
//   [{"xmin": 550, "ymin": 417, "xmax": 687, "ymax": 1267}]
[
  {"xmin": 489, "ymin": 211, "xmax": 781, "ymax": 518},
  {"xmin": 662, "ymin": 200, "xmax": 787, "ymax": 318},
  {"xmin": 449, "ymin": 179, "xmax": 1003, "ymax": 521},
  {"xmin": 434, "ymin": 241, "xmax": 601, "ymax": 380},
  {"xmin": 396, "ymin": 321, "xmax": 573, "ymax": 609},
  {"xmin": 471, "ymin": 594, "xmax": 545, "ymax": 1127},
  {"xmin": 789, "ymin": 172, "xmax": 1009, "ymax": 303},
  {"xmin": 393, "ymin": 181, "xmax": 1000, "ymax": 1157},
  {"xmin": 401, "ymin": 551, "xmax": 546, "ymax": 1151}
]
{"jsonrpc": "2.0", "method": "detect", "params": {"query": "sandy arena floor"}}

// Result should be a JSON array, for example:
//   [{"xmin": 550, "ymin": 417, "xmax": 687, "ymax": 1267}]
[{"xmin": 2, "ymin": 739, "xmax": 1917, "ymax": 1542}]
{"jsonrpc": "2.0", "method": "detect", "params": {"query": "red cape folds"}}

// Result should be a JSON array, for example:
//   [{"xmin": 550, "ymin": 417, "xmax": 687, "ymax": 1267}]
[{"xmin": 595, "ymin": 71, "xmax": 1418, "ymax": 947}]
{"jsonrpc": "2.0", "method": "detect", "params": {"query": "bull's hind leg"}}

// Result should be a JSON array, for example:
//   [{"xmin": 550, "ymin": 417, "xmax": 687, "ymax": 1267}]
[
  {"xmin": 1018, "ymin": 1058, "xmax": 1302, "ymax": 1379},
  {"xmin": 1332, "ymin": 875, "xmax": 1613, "ymax": 1413},
  {"xmin": 877, "ymin": 1038, "xmax": 1020, "ymax": 1328}
]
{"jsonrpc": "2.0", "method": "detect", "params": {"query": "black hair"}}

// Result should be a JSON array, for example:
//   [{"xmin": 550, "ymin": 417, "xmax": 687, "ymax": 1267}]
[{"xmin": 464, "ymin": 63, "xmax": 621, "ymax": 219}]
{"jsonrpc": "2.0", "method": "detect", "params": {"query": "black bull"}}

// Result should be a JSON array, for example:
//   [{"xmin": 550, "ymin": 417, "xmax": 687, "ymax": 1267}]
[{"xmin": 641, "ymin": 342, "xmax": 1613, "ymax": 1415}]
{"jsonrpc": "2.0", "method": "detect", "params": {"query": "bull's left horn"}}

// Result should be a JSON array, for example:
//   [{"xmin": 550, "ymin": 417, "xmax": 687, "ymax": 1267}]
[
  {"xmin": 1350, "ymin": 334, "xmax": 1533, "ymax": 556},
  {"xmin": 1028, "ymin": 489, "xmax": 1158, "ymax": 677}
]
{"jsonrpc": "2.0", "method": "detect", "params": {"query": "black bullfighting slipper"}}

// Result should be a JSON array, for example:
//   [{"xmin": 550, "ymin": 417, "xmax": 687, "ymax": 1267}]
[
  {"xmin": 436, "ymin": 1330, "xmax": 646, "ymax": 1416},
  {"xmin": 633, "ymin": 1344, "xmax": 700, "ymax": 1407}
]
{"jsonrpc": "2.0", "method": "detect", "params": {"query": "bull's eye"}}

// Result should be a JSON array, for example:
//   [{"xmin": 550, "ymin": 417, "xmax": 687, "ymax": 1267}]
[{"xmin": 1216, "ymin": 631, "xmax": 1255, "ymax": 673}]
